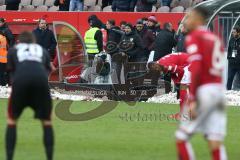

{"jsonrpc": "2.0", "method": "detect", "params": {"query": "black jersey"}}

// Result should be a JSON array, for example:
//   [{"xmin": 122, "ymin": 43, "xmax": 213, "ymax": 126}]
[
  {"xmin": 7, "ymin": 43, "xmax": 52, "ymax": 120},
  {"xmin": 7, "ymin": 43, "xmax": 51, "ymax": 81}
]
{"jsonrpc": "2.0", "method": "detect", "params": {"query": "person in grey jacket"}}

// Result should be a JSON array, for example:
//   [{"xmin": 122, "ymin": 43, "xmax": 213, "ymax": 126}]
[{"xmin": 112, "ymin": 0, "xmax": 137, "ymax": 12}]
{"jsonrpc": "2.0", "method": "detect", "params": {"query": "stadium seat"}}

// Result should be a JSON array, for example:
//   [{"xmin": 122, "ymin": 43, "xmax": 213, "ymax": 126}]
[
  {"xmin": 180, "ymin": 0, "xmax": 193, "ymax": 9},
  {"xmin": 48, "ymin": 6, "xmax": 59, "ymax": 11},
  {"xmin": 102, "ymin": 5, "xmax": 112, "ymax": 12},
  {"xmin": 20, "ymin": 5, "xmax": 35, "ymax": 11},
  {"xmin": 152, "ymin": 6, "xmax": 157, "ymax": 12},
  {"xmin": 0, "ymin": 5, "xmax": 6, "ymax": 10},
  {"xmin": 45, "ymin": 0, "xmax": 54, "ymax": 7},
  {"xmin": 35, "ymin": 5, "xmax": 48, "ymax": 11},
  {"xmin": 83, "ymin": 5, "xmax": 88, "ymax": 11},
  {"xmin": 20, "ymin": 0, "xmax": 31, "ymax": 6},
  {"xmin": 32, "ymin": 0, "xmax": 44, "ymax": 6},
  {"xmin": 0, "ymin": 0, "xmax": 5, "ymax": 5},
  {"xmin": 97, "ymin": 0, "xmax": 102, "ymax": 6},
  {"xmin": 157, "ymin": 6, "xmax": 170, "ymax": 12},
  {"xmin": 84, "ymin": 0, "xmax": 96, "ymax": 7},
  {"xmin": 88, "ymin": 5, "xmax": 102, "ymax": 11},
  {"xmin": 171, "ymin": 6, "xmax": 184, "ymax": 12}
]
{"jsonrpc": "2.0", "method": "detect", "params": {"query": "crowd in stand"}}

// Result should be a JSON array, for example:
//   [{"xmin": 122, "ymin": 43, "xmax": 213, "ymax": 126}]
[{"xmin": 1, "ymin": 0, "xmax": 208, "ymax": 12}]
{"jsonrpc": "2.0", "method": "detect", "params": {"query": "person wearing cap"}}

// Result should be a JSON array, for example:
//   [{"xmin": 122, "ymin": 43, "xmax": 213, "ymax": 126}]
[
  {"xmin": 32, "ymin": 18, "xmax": 57, "ymax": 60},
  {"xmin": 136, "ymin": 19, "xmax": 155, "ymax": 60},
  {"xmin": 147, "ymin": 15, "xmax": 158, "ymax": 35},
  {"xmin": 0, "ymin": 18, "xmax": 15, "ymax": 48}
]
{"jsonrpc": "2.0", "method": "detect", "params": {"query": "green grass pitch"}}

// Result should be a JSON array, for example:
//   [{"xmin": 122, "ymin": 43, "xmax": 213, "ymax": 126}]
[{"xmin": 0, "ymin": 99, "xmax": 240, "ymax": 160}]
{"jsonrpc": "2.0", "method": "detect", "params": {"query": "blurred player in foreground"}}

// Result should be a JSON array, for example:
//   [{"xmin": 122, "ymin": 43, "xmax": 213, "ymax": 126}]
[
  {"xmin": 5, "ymin": 31, "xmax": 54, "ymax": 160},
  {"xmin": 148, "ymin": 52, "xmax": 190, "ymax": 119},
  {"xmin": 175, "ymin": 7, "xmax": 227, "ymax": 160}
]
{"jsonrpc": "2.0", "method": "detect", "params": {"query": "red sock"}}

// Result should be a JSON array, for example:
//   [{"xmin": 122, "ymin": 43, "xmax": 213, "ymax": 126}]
[
  {"xmin": 212, "ymin": 148, "xmax": 220, "ymax": 160},
  {"xmin": 211, "ymin": 145, "xmax": 227, "ymax": 160},
  {"xmin": 179, "ymin": 89, "xmax": 187, "ymax": 112},
  {"xmin": 176, "ymin": 141, "xmax": 194, "ymax": 160}
]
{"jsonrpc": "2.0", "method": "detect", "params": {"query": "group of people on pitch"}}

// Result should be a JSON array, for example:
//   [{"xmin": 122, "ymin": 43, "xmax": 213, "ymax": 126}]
[{"xmin": 4, "ymin": 7, "xmax": 227, "ymax": 160}]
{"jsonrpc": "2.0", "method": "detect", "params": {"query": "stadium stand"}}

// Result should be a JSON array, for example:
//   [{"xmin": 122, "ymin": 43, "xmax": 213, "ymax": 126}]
[
  {"xmin": 32, "ymin": 0, "xmax": 44, "ymax": 7},
  {"xmin": 171, "ymin": 6, "xmax": 185, "ymax": 12},
  {"xmin": 157, "ymin": 6, "xmax": 170, "ymax": 12},
  {"xmin": 35, "ymin": 5, "xmax": 48, "ymax": 11},
  {"xmin": 0, "ymin": 0, "xmax": 207, "ymax": 12},
  {"xmin": 44, "ymin": 0, "xmax": 54, "ymax": 7},
  {"xmin": 0, "ymin": 4, "xmax": 5, "ymax": 10},
  {"xmin": 0, "ymin": 0, "xmax": 4, "ymax": 5}
]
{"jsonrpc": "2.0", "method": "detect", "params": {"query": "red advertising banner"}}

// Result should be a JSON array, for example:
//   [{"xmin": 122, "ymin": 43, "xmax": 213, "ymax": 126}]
[{"xmin": 0, "ymin": 11, "xmax": 184, "ymax": 36}]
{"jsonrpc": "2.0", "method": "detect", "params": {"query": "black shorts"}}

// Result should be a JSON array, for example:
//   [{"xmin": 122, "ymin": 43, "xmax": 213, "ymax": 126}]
[{"xmin": 8, "ymin": 77, "xmax": 52, "ymax": 120}]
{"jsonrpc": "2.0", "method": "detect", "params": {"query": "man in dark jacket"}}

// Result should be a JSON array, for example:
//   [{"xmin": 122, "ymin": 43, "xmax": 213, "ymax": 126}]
[
  {"xmin": 54, "ymin": 0, "xmax": 70, "ymax": 11},
  {"xmin": 154, "ymin": 22, "xmax": 176, "ymax": 60},
  {"xmin": 32, "ymin": 19, "xmax": 57, "ymax": 60},
  {"xmin": 119, "ymin": 23, "xmax": 145, "ymax": 85},
  {"xmin": 227, "ymin": 27, "xmax": 240, "ymax": 90},
  {"xmin": 136, "ymin": 0, "xmax": 157, "ymax": 12},
  {"xmin": 106, "ymin": 19, "xmax": 123, "ymax": 83},
  {"xmin": 106, "ymin": 19, "xmax": 122, "ymax": 45},
  {"xmin": 112, "ymin": 0, "xmax": 137, "ymax": 12},
  {"xmin": 136, "ymin": 19, "xmax": 155, "ymax": 60},
  {"xmin": 6, "ymin": 0, "xmax": 20, "ymax": 10},
  {"xmin": 175, "ymin": 25, "xmax": 187, "ymax": 52},
  {"xmin": 152, "ymin": 22, "xmax": 176, "ymax": 93},
  {"xmin": 0, "ymin": 18, "xmax": 15, "ymax": 48}
]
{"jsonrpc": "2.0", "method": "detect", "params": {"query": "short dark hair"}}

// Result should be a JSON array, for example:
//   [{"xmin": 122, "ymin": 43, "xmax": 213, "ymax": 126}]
[
  {"xmin": 142, "ymin": 17, "xmax": 148, "ymax": 21},
  {"xmin": 233, "ymin": 26, "xmax": 240, "ymax": 33},
  {"xmin": 193, "ymin": 6, "xmax": 211, "ymax": 21},
  {"xmin": 125, "ymin": 23, "xmax": 133, "ymax": 30},
  {"xmin": 163, "ymin": 22, "xmax": 171, "ymax": 30},
  {"xmin": 18, "ymin": 31, "xmax": 36, "ymax": 44},
  {"xmin": 107, "ymin": 19, "xmax": 115, "ymax": 26},
  {"xmin": 0, "ymin": 17, "xmax": 5, "ymax": 23},
  {"xmin": 120, "ymin": 21, "xmax": 127, "ymax": 26}
]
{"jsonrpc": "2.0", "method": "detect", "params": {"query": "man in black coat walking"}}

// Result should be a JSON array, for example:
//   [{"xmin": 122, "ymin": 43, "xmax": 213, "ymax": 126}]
[
  {"xmin": 32, "ymin": 19, "xmax": 57, "ymax": 60},
  {"xmin": 152, "ymin": 22, "xmax": 176, "ymax": 93}
]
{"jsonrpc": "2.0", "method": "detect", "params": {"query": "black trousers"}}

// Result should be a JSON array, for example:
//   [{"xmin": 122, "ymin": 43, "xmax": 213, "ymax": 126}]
[
  {"xmin": 6, "ymin": 3, "xmax": 20, "ymax": 10},
  {"xmin": 101, "ymin": 0, "xmax": 112, "ymax": 8},
  {"xmin": 227, "ymin": 66, "xmax": 240, "ymax": 90},
  {"xmin": 0, "ymin": 63, "xmax": 8, "ymax": 86}
]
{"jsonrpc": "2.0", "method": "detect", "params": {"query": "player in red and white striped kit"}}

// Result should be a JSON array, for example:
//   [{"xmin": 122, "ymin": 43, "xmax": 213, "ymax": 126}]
[
  {"xmin": 148, "ymin": 52, "xmax": 191, "ymax": 118},
  {"xmin": 175, "ymin": 7, "xmax": 227, "ymax": 160}
]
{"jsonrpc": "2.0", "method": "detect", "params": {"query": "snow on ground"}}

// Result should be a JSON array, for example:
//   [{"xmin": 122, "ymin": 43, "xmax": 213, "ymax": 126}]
[
  {"xmin": 0, "ymin": 86, "xmax": 239, "ymax": 106},
  {"xmin": 0, "ymin": 86, "xmax": 103, "ymax": 101},
  {"xmin": 148, "ymin": 90, "xmax": 240, "ymax": 106}
]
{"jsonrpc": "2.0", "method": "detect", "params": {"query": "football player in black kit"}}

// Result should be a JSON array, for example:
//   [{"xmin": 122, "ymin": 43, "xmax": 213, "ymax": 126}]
[{"xmin": 5, "ymin": 31, "xmax": 54, "ymax": 160}]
